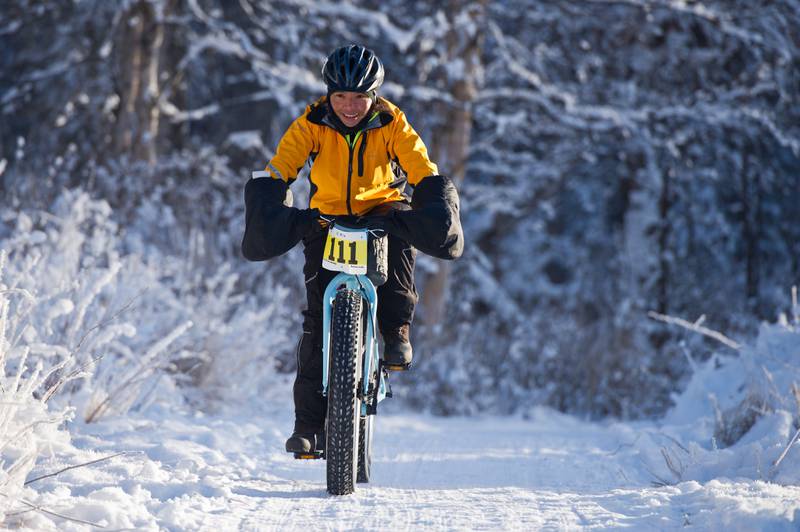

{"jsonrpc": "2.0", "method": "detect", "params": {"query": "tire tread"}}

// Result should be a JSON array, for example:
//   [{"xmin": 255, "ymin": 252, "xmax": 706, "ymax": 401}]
[{"xmin": 326, "ymin": 290, "xmax": 362, "ymax": 496}]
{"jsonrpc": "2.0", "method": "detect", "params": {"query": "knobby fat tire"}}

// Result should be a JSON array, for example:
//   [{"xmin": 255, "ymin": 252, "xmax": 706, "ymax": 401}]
[{"xmin": 326, "ymin": 289, "xmax": 363, "ymax": 495}]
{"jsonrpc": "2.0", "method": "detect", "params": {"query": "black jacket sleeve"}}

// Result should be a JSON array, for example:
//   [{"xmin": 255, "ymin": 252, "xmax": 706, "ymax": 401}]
[
  {"xmin": 380, "ymin": 175, "xmax": 464, "ymax": 260},
  {"xmin": 241, "ymin": 177, "xmax": 318, "ymax": 261}
]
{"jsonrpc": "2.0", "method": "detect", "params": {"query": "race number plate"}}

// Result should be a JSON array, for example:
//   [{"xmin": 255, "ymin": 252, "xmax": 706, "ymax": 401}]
[{"xmin": 322, "ymin": 226, "xmax": 368, "ymax": 274}]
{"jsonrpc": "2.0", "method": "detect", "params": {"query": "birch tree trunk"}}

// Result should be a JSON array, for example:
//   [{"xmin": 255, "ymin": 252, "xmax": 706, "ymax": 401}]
[
  {"xmin": 419, "ymin": 1, "xmax": 485, "ymax": 328},
  {"xmin": 112, "ymin": 0, "xmax": 172, "ymax": 164}
]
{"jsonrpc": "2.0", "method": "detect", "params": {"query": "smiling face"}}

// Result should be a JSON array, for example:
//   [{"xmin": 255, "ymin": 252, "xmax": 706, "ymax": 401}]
[{"xmin": 329, "ymin": 91, "xmax": 373, "ymax": 128}]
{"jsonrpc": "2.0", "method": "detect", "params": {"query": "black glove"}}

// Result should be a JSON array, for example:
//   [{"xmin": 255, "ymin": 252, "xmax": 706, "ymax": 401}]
[
  {"xmin": 382, "ymin": 175, "xmax": 464, "ymax": 260},
  {"xmin": 301, "ymin": 208, "xmax": 325, "ymax": 239},
  {"xmin": 242, "ymin": 177, "xmax": 320, "ymax": 261}
]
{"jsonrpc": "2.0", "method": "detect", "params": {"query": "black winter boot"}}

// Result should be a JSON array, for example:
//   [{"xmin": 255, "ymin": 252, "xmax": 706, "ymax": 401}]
[
  {"xmin": 383, "ymin": 324, "xmax": 412, "ymax": 370},
  {"xmin": 285, "ymin": 432, "xmax": 316, "ymax": 453}
]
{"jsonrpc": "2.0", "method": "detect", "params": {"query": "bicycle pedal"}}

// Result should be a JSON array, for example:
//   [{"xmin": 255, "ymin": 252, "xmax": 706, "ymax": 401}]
[
  {"xmin": 384, "ymin": 362, "xmax": 411, "ymax": 372},
  {"xmin": 294, "ymin": 451, "xmax": 324, "ymax": 460}
]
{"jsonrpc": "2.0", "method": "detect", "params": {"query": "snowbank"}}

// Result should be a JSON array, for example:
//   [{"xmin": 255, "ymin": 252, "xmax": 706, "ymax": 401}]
[{"xmin": 620, "ymin": 314, "xmax": 800, "ymax": 488}]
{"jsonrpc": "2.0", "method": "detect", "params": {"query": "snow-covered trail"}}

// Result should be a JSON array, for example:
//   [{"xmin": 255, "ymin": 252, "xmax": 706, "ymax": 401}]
[{"xmin": 19, "ymin": 405, "xmax": 800, "ymax": 531}]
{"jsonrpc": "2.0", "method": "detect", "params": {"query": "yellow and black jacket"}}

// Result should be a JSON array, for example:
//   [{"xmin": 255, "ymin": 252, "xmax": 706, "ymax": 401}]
[
  {"xmin": 242, "ymin": 98, "xmax": 463, "ymax": 263},
  {"xmin": 259, "ymin": 96, "xmax": 438, "ymax": 216}
]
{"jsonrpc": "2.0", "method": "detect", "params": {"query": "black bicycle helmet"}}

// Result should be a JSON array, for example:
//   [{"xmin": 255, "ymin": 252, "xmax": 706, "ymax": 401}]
[{"xmin": 322, "ymin": 44, "xmax": 385, "ymax": 94}]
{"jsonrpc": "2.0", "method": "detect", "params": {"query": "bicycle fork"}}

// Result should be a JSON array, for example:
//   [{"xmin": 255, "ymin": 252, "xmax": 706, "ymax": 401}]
[{"xmin": 321, "ymin": 274, "xmax": 391, "ymax": 414}]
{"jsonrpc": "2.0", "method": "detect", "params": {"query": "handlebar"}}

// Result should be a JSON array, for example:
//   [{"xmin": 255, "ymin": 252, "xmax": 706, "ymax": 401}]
[{"xmin": 318, "ymin": 214, "xmax": 387, "ymax": 238}]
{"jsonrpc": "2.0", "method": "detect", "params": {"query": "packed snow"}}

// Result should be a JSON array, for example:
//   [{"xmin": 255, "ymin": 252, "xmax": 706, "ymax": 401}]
[{"xmin": 5, "ymin": 399, "xmax": 800, "ymax": 530}]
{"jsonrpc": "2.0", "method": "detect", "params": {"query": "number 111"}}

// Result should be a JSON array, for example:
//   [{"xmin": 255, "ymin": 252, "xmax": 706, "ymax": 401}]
[{"xmin": 328, "ymin": 238, "xmax": 359, "ymax": 265}]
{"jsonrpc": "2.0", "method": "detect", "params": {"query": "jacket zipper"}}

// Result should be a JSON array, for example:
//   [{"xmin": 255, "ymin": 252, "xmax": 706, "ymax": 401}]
[
  {"xmin": 343, "ymin": 113, "xmax": 377, "ymax": 215},
  {"xmin": 345, "ymin": 132, "xmax": 362, "ymax": 215},
  {"xmin": 346, "ymin": 143, "xmax": 354, "ymax": 215},
  {"xmin": 358, "ymin": 131, "xmax": 367, "ymax": 177}
]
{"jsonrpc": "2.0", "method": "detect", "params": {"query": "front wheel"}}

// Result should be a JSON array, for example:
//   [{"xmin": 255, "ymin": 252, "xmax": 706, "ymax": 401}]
[{"xmin": 326, "ymin": 289, "xmax": 363, "ymax": 496}]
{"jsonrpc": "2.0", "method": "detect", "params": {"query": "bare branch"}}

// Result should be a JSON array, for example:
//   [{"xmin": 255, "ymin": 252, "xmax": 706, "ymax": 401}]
[
  {"xmin": 608, "ymin": 433, "xmax": 642, "ymax": 456},
  {"xmin": 41, "ymin": 293, "xmax": 141, "ymax": 402},
  {"xmin": 661, "ymin": 447, "xmax": 684, "ymax": 482},
  {"xmin": 659, "ymin": 433, "xmax": 690, "ymax": 455},
  {"xmin": 4, "ymin": 496, "xmax": 107, "ymax": 528},
  {"xmin": 71, "ymin": 293, "xmax": 142, "ymax": 356},
  {"xmin": 24, "ymin": 451, "xmax": 128, "ymax": 486},
  {"xmin": 770, "ymin": 427, "xmax": 800, "ymax": 477},
  {"xmin": 42, "ymin": 355, "xmax": 104, "ymax": 403},
  {"xmin": 648, "ymin": 311, "xmax": 741, "ymax": 350}
]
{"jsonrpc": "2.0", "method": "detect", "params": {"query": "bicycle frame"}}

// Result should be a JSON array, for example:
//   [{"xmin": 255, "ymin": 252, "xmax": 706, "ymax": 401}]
[{"xmin": 321, "ymin": 250, "xmax": 389, "ymax": 415}]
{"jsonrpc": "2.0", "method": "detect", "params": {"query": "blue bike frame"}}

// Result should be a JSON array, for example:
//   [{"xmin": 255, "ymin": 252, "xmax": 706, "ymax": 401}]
[{"xmin": 320, "ymin": 230, "xmax": 389, "ymax": 415}]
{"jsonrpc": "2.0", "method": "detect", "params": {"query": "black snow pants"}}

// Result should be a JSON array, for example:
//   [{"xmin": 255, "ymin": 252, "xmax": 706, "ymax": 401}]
[{"xmin": 293, "ymin": 201, "xmax": 417, "ymax": 434}]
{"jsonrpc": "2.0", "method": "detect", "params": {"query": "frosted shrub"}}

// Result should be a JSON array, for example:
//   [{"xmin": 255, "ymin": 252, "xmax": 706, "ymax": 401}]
[
  {"xmin": 638, "ymin": 296, "xmax": 800, "ymax": 486},
  {"xmin": 698, "ymin": 292, "xmax": 800, "ymax": 451},
  {"xmin": 1, "ymin": 191, "xmax": 158, "ymax": 421},
  {"xmin": 0, "ymin": 252, "xmax": 73, "ymax": 522},
  {"xmin": 714, "ymin": 317, "xmax": 800, "ymax": 448},
  {"xmin": 1, "ymin": 186, "xmax": 295, "ymax": 422}
]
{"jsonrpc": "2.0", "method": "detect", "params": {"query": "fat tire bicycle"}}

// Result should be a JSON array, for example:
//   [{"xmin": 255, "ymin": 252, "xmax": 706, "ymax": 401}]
[{"xmin": 293, "ymin": 216, "xmax": 398, "ymax": 496}]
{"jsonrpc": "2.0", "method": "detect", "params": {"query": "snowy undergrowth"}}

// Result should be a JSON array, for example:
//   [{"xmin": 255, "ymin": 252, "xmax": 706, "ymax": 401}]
[
  {"xmin": 0, "ymin": 256, "xmax": 74, "ymax": 524},
  {"xmin": 622, "ymin": 304, "xmax": 800, "ymax": 487},
  {"xmin": 0, "ymin": 188, "xmax": 293, "ymax": 523}
]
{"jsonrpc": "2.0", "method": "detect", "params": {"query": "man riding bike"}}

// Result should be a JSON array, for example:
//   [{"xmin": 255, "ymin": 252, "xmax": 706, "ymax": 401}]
[{"xmin": 241, "ymin": 44, "xmax": 463, "ymax": 455}]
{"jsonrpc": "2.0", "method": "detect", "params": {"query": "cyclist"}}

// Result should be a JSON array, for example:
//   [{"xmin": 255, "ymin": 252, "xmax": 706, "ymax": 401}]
[{"xmin": 242, "ymin": 44, "xmax": 462, "ymax": 455}]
